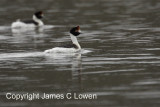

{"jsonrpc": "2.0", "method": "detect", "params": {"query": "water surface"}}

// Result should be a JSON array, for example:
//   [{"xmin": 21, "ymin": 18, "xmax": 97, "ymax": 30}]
[{"xmin": 0, "ymin": 0, "xmax": 160, "ymax": 106}]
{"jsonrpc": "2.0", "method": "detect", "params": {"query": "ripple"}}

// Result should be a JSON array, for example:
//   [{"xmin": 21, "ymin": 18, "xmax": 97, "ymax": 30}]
[
  {"xmin": 83, "ymin": 56, "xmax": 160, "ymax": 61},
  {"xmin": 124, "ymin": 91, "xmax": 160, "ymax": 99},
  {"xmin": 0, "ymin": 76, "xmax": 27, "ymax": 81},
  {"xmin": 0, "ymin": 26, "xmax": 10, "ymax": 32},
  {"xmin": 0, "ymin": 52, "xmax": 44, "ymax": 60},
  {"xmin": 143, "ymin": 48, "xmax": 160, "ymax": 50},
  {"xmin": 0, "ymin": 35, "xmax": 10, "ymax": 40},
  {"xmin": 76, "ymin": 69, "xmax": 144, "ymax": 75}
]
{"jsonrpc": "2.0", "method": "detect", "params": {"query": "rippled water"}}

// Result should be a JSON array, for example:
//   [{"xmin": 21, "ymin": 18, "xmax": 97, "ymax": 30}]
[{"xmin": 0, "ymin": 0, "xmax": 160, "ymax": 106}]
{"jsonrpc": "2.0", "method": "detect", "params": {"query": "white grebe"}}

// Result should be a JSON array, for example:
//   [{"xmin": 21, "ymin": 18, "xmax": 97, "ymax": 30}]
[
  {"xmin": 11, "ymin": 11, "xmax": 44, "ymax": 28},
  {"xmin": 45, "ymin": 26, "xmax": 82, "ymax": 53}
]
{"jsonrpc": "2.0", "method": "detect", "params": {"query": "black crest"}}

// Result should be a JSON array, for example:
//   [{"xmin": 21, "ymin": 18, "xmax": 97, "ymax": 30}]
[
  {"xmin": 70, "ymin": 26, "xmax": 81, "ymax": 36},
  {"xmin": 34, "ymin": 11, "xmax": 43, "ymax": 19}
]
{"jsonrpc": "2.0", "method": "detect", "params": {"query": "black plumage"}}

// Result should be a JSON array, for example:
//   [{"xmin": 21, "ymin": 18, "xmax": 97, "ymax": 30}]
[
  {"xmin": 62, "ymin": 43, "xmax": 78, "ymax": 49},
  {"xmin": 21, "ymin": 20, "xmax": 38, "ymax": 25}
]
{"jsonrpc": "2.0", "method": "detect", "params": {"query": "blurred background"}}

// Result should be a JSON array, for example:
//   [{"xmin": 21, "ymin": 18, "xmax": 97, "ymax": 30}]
[{"xmin": 0, "ymin": 0, "xmax": 160, "ymax": 106}]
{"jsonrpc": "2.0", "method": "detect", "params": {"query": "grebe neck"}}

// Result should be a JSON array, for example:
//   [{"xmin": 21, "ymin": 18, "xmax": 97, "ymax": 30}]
[
  {"xmin": 33, "ymin": 15, "xmax": 43, "ymax": 26},
  {"xmin": 70, "ymin": 33, "xmax": 81, "ymax": 50}
]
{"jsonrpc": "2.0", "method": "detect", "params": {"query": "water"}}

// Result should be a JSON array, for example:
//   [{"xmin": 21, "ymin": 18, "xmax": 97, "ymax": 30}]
[{"xmin": 0, "ymin": 0, "xmax": 160, "ymax": 106}]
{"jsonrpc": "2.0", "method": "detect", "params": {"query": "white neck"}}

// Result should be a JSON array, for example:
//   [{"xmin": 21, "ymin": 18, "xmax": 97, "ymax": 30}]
[
  {"xmin": 70, "ymin": 33, "xmax": 81, "ymax": 50},
  {"xmin": 33, "ymin": 15, "xmax": 44, "ymax": 26}
]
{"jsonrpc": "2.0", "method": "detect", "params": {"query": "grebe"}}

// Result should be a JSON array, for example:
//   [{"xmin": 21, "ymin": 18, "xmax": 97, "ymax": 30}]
[
  {"xmin": 45, "ymin": 26, "xmax": 82, "ymax": 53},
  {"xmin": 11, "ymin": 11, "xmax": 44, "ymax": 28}
]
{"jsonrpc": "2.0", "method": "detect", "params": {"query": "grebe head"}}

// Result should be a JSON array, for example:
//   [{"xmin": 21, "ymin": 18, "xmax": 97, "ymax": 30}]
[
  {"xmin": 34, "ymin": 11, "xmax": 44, "ymax": 19},
  {"xmin": 70, "ymin": 26, "xmax": 81, "ymax": 36}
]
